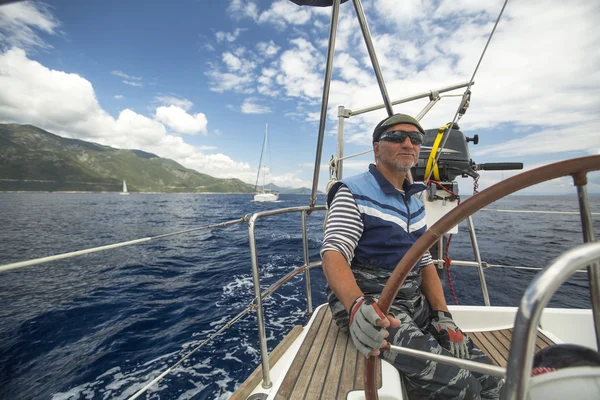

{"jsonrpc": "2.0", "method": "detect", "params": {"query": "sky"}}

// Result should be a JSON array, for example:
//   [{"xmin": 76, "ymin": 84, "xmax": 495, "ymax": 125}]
[{"xmin": 0, "ymin": 0, "xmax": 599, "ymax": 195}]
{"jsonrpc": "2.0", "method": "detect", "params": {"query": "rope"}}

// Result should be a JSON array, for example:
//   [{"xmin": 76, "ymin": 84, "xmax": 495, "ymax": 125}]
[
  {"xmin": 0, "ymin": 217, "xmax": 247, "ymax": 273},
  {"xmin": 424, "ymin": 123, "xmax": 450, "ymax": 181},
  {"xmin": 428, "ymin": 180, "xmax": 460, "ymax": 304},
  {"xmin": 444, "ymin": 233, "xmax": 459, "ymax": 305}
]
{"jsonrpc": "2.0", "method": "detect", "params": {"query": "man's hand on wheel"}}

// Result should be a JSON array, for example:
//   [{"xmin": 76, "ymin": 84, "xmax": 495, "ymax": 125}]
[
  {"xmin": 427, "ymin": 310, "xmax": 470, "ymax": 359},
  {"xmin": 348, "ymin": 296, "xmax": 400, "ymax": 357}
]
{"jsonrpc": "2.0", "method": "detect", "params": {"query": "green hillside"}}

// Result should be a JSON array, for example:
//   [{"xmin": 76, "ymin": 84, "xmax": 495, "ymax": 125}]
[
  {"xmin": 263, "ymin": 183, "xmax": 322, "ymax": 195},
  {"xmin": 0, "ymin": 124, "xmax": 255, "ymax": 193}
]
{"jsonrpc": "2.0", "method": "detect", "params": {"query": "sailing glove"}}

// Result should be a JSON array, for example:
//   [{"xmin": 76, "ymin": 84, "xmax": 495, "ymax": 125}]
[
  {"xmin": 348, "ymin": 296, "xmax": 387, "ymax": 357},
  {"xmin": 427, "ymin": 310, "xmax": 470, "ymax": 359}
]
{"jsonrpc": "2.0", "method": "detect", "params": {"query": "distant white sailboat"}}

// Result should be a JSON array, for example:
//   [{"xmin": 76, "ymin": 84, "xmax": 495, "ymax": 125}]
[
  {"xmin": 253, "ymin": 123, "xmax": 279, "ymax": 202},
  {"xmin": 120, "ymin": 180, "xmax": 129, "ymax": 195}
]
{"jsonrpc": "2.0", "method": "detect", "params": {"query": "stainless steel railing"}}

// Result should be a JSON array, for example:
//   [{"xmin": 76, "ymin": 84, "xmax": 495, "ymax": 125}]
[
  {"xmin": 246, "ymin": 205, "xmax": 326, "ymax": 388},
  {"xmin": 502, "ymin": 241, "xmax": 600, "ymax": 400}
]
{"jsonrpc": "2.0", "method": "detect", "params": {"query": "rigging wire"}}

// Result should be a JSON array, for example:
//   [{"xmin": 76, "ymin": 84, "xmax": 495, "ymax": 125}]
[
  {"xmin": 128, "ymin": 301, "xmax": 258, "ymax": 400},
  {"xmin": 254, "ymin": 123, "xmax": 268, "ymax": 192},
  {"xmin": 481, "ymin": 208, "xmax": 600, "ymax": 215},
  {"xmin": 424, "ymin": 0, "xmax": 510, "ymax": 184},
  {"xmin": 0, "ymin": 217, "xmax": 246, "ymax": 273}
]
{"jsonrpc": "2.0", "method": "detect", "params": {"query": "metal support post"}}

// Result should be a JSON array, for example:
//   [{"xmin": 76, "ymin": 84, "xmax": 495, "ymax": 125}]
[
  {"xmin": 437, "ymin": 238, "xmax": 444, "ymax": 269},
  {"xmin": 336, "ymin": 105, "xmax": 346, "ymax": 180},
  {"xmin": 352, "ymin": 0, "xmax": 393, "ymax": 116},
  {"xmin": 301, "ymin": 210, "xmax": 313, "ymax": 316},
  {"xmin": 309, "ymin": 0, "xmax": 341, "ymax": 208},
  {"xmin": 576, "ymin": 183, "xmax": 600, "ymax": 350},
  {"xmin": 415, "ymin": 93, "xmax": 440, "ymax": 121},
  {"xmin": 467, "ymin": 216, "xmax": 491, "ymax": 306},
  {"xmin": 247, "ymin": 216, "xmax": 272, "ymax": 389}
]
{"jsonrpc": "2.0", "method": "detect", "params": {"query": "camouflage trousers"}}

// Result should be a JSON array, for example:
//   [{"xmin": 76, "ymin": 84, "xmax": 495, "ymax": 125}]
[{"xmin": 327, "ymin": 271, "xmax": 503, "ymax": 399}]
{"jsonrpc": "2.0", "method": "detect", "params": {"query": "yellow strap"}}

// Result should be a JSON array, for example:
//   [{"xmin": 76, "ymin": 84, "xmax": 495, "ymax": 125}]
[{"xmin": 424, "ymin": 123, "xmax": 451, "ymax": 181}]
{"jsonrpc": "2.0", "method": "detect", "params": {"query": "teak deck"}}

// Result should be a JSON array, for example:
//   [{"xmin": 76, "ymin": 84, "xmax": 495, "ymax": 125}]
[
  {"xmin": 234, "ymin": 306, "xmax": 555, "ymax": 400},
  {"xmin": 275, "ymin": 306, "xmax": 381, "ymax": 400},
  {"xmin": 469, "ymin": 327, "xmax": 554, "ymax": 367}
]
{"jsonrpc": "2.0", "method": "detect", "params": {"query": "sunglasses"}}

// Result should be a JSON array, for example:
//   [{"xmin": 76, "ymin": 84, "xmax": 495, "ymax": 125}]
[{"xmin": 378, "ymin": 130, "xmax": 424, "ymax": 145}]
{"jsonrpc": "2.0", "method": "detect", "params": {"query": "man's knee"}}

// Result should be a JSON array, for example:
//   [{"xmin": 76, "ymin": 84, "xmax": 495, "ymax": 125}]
[{"xmin": 404, "ymin": 366, "xmax": 484, "ymax": 400}]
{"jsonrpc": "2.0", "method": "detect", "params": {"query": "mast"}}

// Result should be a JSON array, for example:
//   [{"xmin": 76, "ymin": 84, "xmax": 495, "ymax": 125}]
[
  {"xmin": 254, "ymin": 123, "xmax": 268, "ymax": 193},
  {"xmin": 263, "ymin": 123, "xmax": 268, "ymax": 193}
]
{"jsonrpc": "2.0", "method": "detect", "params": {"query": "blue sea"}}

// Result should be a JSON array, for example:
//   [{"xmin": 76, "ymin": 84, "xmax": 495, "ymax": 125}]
[{"xmin": 0, "ymin": 193, "xmax": 598, "ymax": 399}]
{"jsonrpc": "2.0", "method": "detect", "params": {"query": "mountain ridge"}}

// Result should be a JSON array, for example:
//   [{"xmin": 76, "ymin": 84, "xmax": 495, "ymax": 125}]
[{"xmin": 0, "ymin": 124, "xmax": 256, "ymax": 193}]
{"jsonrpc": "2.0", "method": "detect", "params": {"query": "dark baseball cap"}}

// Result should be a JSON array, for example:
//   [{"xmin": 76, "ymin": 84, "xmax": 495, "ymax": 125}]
[{"xmin": 373, "ymin": 113, "xmax": 425, "ymax": 143}]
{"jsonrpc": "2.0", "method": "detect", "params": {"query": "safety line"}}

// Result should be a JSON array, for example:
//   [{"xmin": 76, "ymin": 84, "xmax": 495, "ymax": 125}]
[
  {"xmin": 0, "ymin": 217, "xmax": 246, "ymax": 273},
  {"xmin": 480, "ymin": 208, "xmax": 600, "ymax": 215},
  {"xmin": 128, "ymin": 301, "xmax": 256, "ymax": 400},
  {"xmin": 486, "ymin": 264, "xmax": 588, "ymax": 274}
]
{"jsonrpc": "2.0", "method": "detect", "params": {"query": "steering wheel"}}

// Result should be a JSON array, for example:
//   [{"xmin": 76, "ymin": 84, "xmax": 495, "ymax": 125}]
[{"xmin": 364, "ymin": 155, "xmax": 600, "ymax": 399}]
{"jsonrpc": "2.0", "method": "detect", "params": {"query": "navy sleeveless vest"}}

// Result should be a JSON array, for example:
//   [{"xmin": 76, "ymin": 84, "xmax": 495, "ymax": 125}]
[{"xmin": 327, "ymin": 164, "xmax": 428, "ymax": 270}]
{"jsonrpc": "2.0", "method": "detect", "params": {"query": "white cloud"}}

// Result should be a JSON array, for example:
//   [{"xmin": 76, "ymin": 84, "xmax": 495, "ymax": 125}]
[
  {"xmin": 207, "ymin": 49, "xmax": 258, "ymax": 93},
  {"xmin": 222, "ymin": 52, "xmax": 243, "ymax": 71},
  {"xmin": 207, "ymin": 69, "xmax": 255, "ymax": 93},
  {"xmin": 227, "ymin": 0, "xmax": 259, "ymax": 21},
  {"xmin": 215, "ymin": 28, "xmax": 244, "ymax": 43},
  {"xmin": 0, "ymin": 47, "xmax": 257, "ymax": 183},
  {"xmin": 122, "ymin": 80, "xmax": 143, "ymax": 87},
  {"xmin": 0, "ymin": 2, "xmax": 60, "ymax": 50},
  {"xmin": 155, "ymin": 96, "xmax": 193, "ymax": 111},
  {"xmin": 224, "ymin": 0, "xmax": 599, "ymax": 167},
  {"xmin": 198, "ymin": 145, "xmax": 217, "ymax": 151},
  {"xmin": 258, "ymin": 0, "xmax": 313, "ymax": 29},
  {"xmin": 112, "ymin": 70, "xmax": 143, "ymax": 87},
  {"xmin": 473, "ymin": 123, "xmax": 600, "ymax": 158},
  {"xmin": 257, "ymin": 67, "xmax": 280, "ymax": 96},
  {"xmin": 276, "ymin": 38, "xmax": 323, "ymax": 100},
  {"xmin": 256, "ymin": 40, "xmax": 280, "ymax": 57},
  {"xmin": 269, "ymin": 171, "xmax": 312, "ymax": 189},
  {"xmin": 114, "ymin": 95, "xmax": 123, "ymax": 100},
  {"xmin": 374, "ymin": 0, "xmax": 434, "ymax": 25},
  {"xmin": 115, "ymin": 109, "xmax": 167, "ymax": 145},
  {"xmin": 111, "ymin": 70, "xmax": 141, "ymax": 80},
  {"xmin": 0, "ymin": 48, "xmax": 109, "ymax": 137},
  {"xmin": 155, "ymin": 105, "xmax": 208, "ymax": 135},
  {"xmin": 241, "ymin": 98, "xmax": 271, "ymax": 114}
]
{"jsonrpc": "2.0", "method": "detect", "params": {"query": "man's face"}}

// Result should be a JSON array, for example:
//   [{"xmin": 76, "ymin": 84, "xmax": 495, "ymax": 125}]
[{"xmin": 374, "ymin": 123, "xmax": 421, "ymax": 172}]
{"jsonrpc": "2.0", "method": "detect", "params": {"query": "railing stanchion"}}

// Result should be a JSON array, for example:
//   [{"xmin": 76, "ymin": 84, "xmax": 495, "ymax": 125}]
[
  {"xmin": 247, "ymin": 215, "xmax": 272, "ymax": 389},
  {"xmin": 467, "ymin": 216, "xmax": 491, "ymax": 306},
  {"xmin": 575, "ymin": 180, "xmax": 600, "ymax": 350},
  {"xmin": 302, "ymin": 210, "xmax": 313, "ymax": 316},
  {"xmin": 336, "ymin": 106, "xmax": 347, "ymax": 181}
]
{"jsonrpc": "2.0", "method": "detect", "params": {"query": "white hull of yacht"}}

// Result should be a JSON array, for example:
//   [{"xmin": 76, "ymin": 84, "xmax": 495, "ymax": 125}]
[{"xmin": 254, "ymin": 193, "xmax": 279, "ymax": 202}]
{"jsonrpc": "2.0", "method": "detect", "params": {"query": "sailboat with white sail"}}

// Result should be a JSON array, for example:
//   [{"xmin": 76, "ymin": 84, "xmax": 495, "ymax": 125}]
[
  {"xmin": 120, "ymin": 180, "xmax": 129, "ymax": 195},
  {"xmin": 253, "ymin": 123, "xmax": 279, "ymax": 202}
]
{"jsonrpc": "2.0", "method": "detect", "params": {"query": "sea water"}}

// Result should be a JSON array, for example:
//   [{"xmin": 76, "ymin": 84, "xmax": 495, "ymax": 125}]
[{"xmin": 0, "ymin": 193, "xmax": 598, "ymax": 399}]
